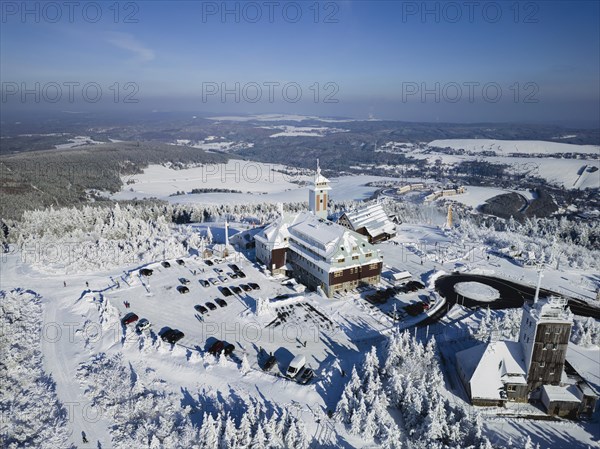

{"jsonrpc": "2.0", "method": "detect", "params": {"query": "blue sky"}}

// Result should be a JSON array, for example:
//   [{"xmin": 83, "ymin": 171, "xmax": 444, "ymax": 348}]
[{"xmin": 1, "ymin": 1, "xmax": 599, "ymax": 125}]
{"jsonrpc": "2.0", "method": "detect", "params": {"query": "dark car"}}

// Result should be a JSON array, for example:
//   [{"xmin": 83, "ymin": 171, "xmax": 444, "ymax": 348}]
[
  {"xmin": 229, "ymin": 264, "xmax": 240, "ymax": 272},
  {"xmin": 139, "ymin": 268, "xmax": 153, "ymax": 277},
  {"xmin": 228, "ymin": 272, "xmax": 239, "ymax": 279},
  {"xmin": 262, "ymin": 355, "xmax": 277, "ymax": 371},
  {"xmin": 179, "ymin": 277, "xmax": 190, "ymax": 285},
  {"xmin": 161, "ymin": 329, "xmax": 184, "ymax": 344},
  {"xmin": 220, "ymin": 287, "xmax": 233, "ymax": 297},
  {"xmin": 231, "ymin": 286, "xmax": 242, "ymax": 295},
  {"xmin": 204, "ymin": 259, "xmax": 214, "ymax": 266},
  {"xmin": 205, "ymin": 302, "xmax": 217, "ymax": 311},
  {"xmin": 248, "ymin": 282, "xmax": 260, "ymax": 290},
  {"xmin": 240, "ymin": 284, "xmax": 252, "ymax": 292},
  {"xmin": 215, "ymin": 298, "xmax": 228, "ymax": 308},
  {"xmin": 177, "ymin": 285, "xmax": 190, "ymax": 294},
  {"xmin": 208, "ymin": 340, "xmax": 224, "ymax": 355},
  {"xmin": 176, "ymin": 259, "xmax": 185, "ymax": 266},
  {"xmin": 199, "ymin": 279, "xmax": 210, "ymax": 288},
  {"xmin": 297, "ymin": 367, "xmax": 314, "ymax": 385},
  {"xmin": 121, "ymin": 312, "xmax": 139, "ymax": 325},
  {"xmin": 236, "ymin": 271, "xmax": 246, "ymax": 278},
  {"xmin": 161, "ymin": 261, "xmax": 171, "ymax": 268},
  {"xmin": 195, "ymin": 304, "xmax": 208, "ymax": 314}
]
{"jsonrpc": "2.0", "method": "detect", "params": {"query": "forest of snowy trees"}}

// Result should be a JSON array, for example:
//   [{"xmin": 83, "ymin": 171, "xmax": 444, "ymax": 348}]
[
  {"xmin": 0, "ymin": 289, "xmax": 74, "ymax": 449},
  {"xmin": 77, "ymin": 351, "xmax": 311, "ymax": 449},
  {"xmin": 336, "ymin": 332, "xmax": 493, "ymax": 449}
]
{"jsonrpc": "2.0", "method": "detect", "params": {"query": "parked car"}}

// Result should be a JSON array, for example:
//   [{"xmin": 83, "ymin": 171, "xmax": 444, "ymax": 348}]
[
  {"xmin": 204, "ymin": 259, "xmax": 214, "ymax": 266},
  {"xmin": 286, "ymin": 355, "xmax": 306, "ymax": 378},
  {"xmin": 199, "ymin": 279, "xmax": 210, "ymax": 287},
  {"xmin": 122, "ymin": 312, "xmax": 139, "ymax": 326},
  {"xmin": 214, "ymin": 267, "xmax": 223, "ymax": 274},
  {"xmin": 161, "ymin": 329, "xmax": 184, "ymax": 344},
  {"xmin": 236, "ymin": 271, "xmax": 246, "ymax": 278},
  {"xmin": 208, "ymin": 340, "xmax": 224, "ymax": 355},
  {"xmin": 262, "ymin": 354, "xmax": 277, "ymax": 372},
  {"xmin": 177, "ymin": 285, "xmax": 190, "ymax": 294},
  {"xmin": 229, "ymin": 264, "xmax": 241, "ymax": 272},
  {"xmin": 297, "ymin": 367, "xmax": 314, "ymax": 385},
  {"xmin": 205, "ymin": 302, "xmax": 217, "ymax": 311},
  {"xmin": 220, "ymin": 287, "xmax": 233, "ymax": 297},
  {"xmin": 228, "ymin": 272, "xmax": 239, "ymax": 279},
  {"xmin": 161, "ymin": 261, "xmax": 171, "ymax": 268},
  {"xmin": 218, "ymin": 275, "xmax": 228, "ymax": 283},
  {"xmin": 215, "ymin": 298, "xmax": 228, "ymax": 308},
  {"xmin": 209, "ymin": 278, "xmax": 219, "ymax": 285},
  {"xmin": 248, "ymin": 282, "xmax": 260, "ymax": 290},
  {"xmin": 194, "ymin": 304, "xmax": 208, "ymax": 314},
  {"xmin": 179, "ymin": 277, "xmax": 190, "ymax": 285},
  {"xmin": 139, "ymin": 268, "xmax": 153, "ymax": 277},
  {"xmin": 231, "ymin": 286, "xmax": 242, "ymax": 295},
  {"xmin": 240, "ymin": 284, "xmax": 252, "ymax": 292},
  {"xmin": 176, "ymin": 259, "xmax": 185, "ymax": 266},
  {"xmin": 136, "ymin": 318, "xmax": 151, "ymax": 332}
]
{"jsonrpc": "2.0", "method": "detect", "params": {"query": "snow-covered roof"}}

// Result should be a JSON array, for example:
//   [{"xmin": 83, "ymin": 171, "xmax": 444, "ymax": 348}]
[
  {"xmin": 456, "ymin": 341, "xmax": 527, "ymax": 401},
  {"xmin": 340, "ymin": 202, "xmax": 395, "ymax": 238},
  {"xmin": 542, "ymin": 385, "xmax": 582, "ymax": 403},
  {"xmin": 528, "ymin": 297, "xmax": 573, "ymax": 325}
]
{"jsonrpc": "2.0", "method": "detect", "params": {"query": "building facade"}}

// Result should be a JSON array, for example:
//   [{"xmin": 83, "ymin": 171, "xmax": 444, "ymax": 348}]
[{"xmin": 254, "ymin": 162, "xmax": 383, "ymax": 297}]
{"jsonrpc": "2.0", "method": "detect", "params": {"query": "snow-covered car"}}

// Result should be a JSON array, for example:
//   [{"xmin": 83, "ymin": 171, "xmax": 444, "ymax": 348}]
[
  {"xmin": 248, "ymin": 282, "xmax": 260, "ymax": 290},
  {"xmin": 179, "ymin": 277, "xmax": 190, "ymax": 285},
  {"xmin": 161, "ymin": 261, "xmax": 171, "ymax": 268},
  {"xmin": 218, "ymin": 275, "xmax": 228, "ymax": 283},
  {"xmin": 209, "ymin": 278, "xmax": 219, "ymax": 285},
  {"xmin": 228, "ymin": 272, "xmax": 239, "ymax": 279},
  {"xmin": 177, "ymin": 285, "xmax": 190, "ymax": 294},
  {"xmin": 136, "ymin": 318, "xmax": 151, "ymax": 332},
  {"xmin": 121, "ymin": 312, "xmax": 139, "ymax": 326},
  {"xmin": 176, "ymin": 259, "xmax": 185, "ymax": 266},
  {"xmin": 199, "ymin": 279, "xmax": 210, "ymax": 287},
  {"xmin": 215, "ymin": 298, "xmax": 228, "ymax": 308},
  {"xmin": 214, "ymin": 267, "xmax": 224, "ymax": 274},
  {"xmin": 236, "ymin": 271, "xmax": 246, "ymax": 278},
  {"xmin": 286, "ymin": 355, "xmax": 306, "ymax": 378}
]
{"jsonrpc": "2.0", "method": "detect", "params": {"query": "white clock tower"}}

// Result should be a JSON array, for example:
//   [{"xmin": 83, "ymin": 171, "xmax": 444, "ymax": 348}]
[{"xmin": 309, "ymin": 159, "xmax": 331, "ymax": 219}]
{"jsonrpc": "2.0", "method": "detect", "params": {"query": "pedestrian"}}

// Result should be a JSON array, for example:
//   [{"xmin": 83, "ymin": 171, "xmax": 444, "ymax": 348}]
[
  {"xmin": 86, "ymin": 281, "xmax": 89, "ymax": 288},
  {"xmin": 82, "ymin": 431, "xmax": 88, "ymax": 443},
  {"xmin": 63, "ymin": 281, "xmax": 67, "ymax": 287}
]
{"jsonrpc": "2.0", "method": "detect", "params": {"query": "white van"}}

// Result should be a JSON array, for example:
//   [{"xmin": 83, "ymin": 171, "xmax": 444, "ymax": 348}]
[{"xmin": 286, "ymin": 355, "xmax": 306, "ymax": 378}]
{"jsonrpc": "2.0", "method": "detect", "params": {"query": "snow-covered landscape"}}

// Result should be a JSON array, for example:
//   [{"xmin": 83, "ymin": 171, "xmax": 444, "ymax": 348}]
[{"xmin": 2, "ymin": 2, "xmax": 599, "ymax": 447}]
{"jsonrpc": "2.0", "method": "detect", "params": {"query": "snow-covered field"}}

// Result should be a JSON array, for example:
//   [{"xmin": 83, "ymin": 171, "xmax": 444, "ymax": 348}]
[
  {"xmin": 112, "ymin": 160, "xmax": 397, "ymax": 204},
  {"xmin": 258, "ymin": 125, "xmax": 349, "ymax": 137},
  {"xmin": 428, "ymin": 139, "xmax": 600, "ymax": 156},
  {"xmin": 454, "ymin": 282, "xmax": 500, "ymax": 302}
]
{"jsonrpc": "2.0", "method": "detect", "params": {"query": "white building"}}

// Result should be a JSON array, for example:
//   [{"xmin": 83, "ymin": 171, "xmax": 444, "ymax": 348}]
[
  {"xmin": 337, "ymin": 202, "xmax": 396, "ymax": 243},
  {"xmin": 254, "ymin": 162, "xmax": 383, "ymax": 297}
]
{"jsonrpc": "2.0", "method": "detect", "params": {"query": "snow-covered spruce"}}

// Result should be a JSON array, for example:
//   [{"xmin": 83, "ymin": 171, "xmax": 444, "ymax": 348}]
[
  {"xmin": 0, "ymin": 289, "xmax": 74, "ymax": 449},
  {"xmin": 76, "ymin": 352, "xmax": 310, "ymax": 448},
  {"xmin": 336, "ymin": 332, "xmax": 494, "ymax": 449}
]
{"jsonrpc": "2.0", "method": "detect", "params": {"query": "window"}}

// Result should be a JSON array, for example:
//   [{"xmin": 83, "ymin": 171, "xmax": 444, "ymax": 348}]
[
  {"xmin": 338, "ymin": 258, "xmax": 345, "ymax": 263},
  {"xmin": 539, "ymin": 361, "xmax": 545, "ymax": 367},
  {"xmin": 507, "ymin": 385, "xmax": 516, "ymax": 392},
  {"xmin": 352, "ymin": 246, "xmax": 358, "ymax": 251},
  {"xmin": 552, "ymin": 343, "xmax": 558, "ymax": 351},
  {"xmin": 334, "ymin": 271, "xmax": 343, "ymax": 278},
  {"xmin": 369, "ymin": 263, "xmax": 378, "ymax": 270},
  {"xmin": 352, "ymin": 255, "xmax": 359, "ymax": 260},
  {"xmin": 365, "ymin": 252, "xmax": 372, "ymax": 258}
]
